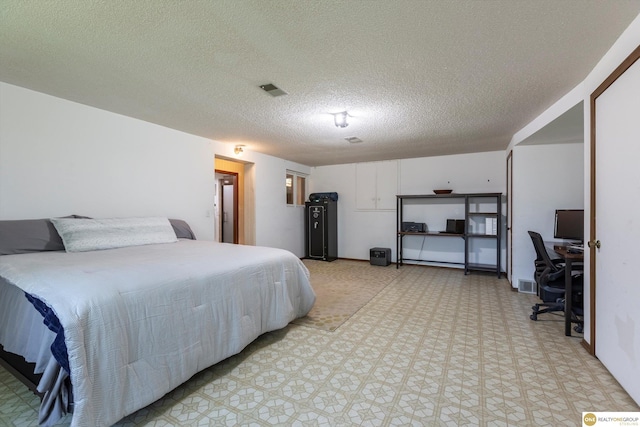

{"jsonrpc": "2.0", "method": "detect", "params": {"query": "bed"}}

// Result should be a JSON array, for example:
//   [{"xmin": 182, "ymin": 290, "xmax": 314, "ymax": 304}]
[{"xmin": 0, "ymin": 216, "xmax": 315, "ymax": 427}]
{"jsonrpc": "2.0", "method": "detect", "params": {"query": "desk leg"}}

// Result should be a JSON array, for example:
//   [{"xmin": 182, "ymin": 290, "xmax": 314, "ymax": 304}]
[{"xmin": 565, "ymin": 258, "xmax": 572, "ymax": 336}]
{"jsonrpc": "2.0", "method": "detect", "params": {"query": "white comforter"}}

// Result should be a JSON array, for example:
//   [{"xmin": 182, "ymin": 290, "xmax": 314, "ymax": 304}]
[{"xmin": 0, "ymin": 240, "xmax": 315, "ymax": 427}]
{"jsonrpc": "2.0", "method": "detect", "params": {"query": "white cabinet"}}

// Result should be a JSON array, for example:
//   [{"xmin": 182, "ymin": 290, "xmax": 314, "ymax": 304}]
[{"xmin": 355, "ymin": 160, "xmax": 398, "ymax": 210}]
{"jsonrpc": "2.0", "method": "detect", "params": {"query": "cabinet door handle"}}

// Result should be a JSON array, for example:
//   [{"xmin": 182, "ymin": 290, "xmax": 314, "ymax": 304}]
[{"xmin": 587, "ymin": 240, "xmax": 601, "ymax": 249}]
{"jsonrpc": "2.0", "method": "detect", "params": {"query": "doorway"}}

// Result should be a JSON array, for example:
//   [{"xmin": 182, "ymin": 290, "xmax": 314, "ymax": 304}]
[
  {"xmin": 506, "ymin": 150, "xmax": 513, "ymax": 286},
  {"xmin": 214, "ymin": 156, "xmax": 255, "ymax": 246},
  {"xmin": 216, "ymin": 173, "xmax": 238, "ymax": 244}
]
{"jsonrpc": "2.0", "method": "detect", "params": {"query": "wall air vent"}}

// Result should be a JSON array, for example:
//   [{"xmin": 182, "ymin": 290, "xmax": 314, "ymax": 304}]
[
  {"xmin": 259, "ymin": 83, "xmax": 288, "ymax": 97},
  {"xmin": 345, "ymin": 137, "xmax": 363, "ymax": 144},
  {"xmin": 518, "ymin": 279, "xmax": 537, "ymax": 294}
]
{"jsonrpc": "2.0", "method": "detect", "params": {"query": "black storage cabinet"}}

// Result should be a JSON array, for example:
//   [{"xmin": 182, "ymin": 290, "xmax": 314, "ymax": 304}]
[{"xmin": 305, "ymin": 199, "xmax": 337, "ymax": 261}]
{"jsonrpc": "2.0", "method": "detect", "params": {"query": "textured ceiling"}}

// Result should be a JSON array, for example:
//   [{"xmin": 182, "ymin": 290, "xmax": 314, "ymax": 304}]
[{"xmin": 1, "ymin": 1, "xmax": 639, "ymax": 166}]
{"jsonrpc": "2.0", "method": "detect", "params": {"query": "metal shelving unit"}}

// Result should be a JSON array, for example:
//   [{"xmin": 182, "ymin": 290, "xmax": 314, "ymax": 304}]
[{"xmin": 396, "ymin": 193, "xmax": 502, "ymax": 277}]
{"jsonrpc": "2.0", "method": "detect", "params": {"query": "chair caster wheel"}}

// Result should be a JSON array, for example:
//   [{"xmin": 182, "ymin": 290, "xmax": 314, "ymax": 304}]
[{"xmin": 530, "ymin": 314, "xmax": 537, "ymax": 321}]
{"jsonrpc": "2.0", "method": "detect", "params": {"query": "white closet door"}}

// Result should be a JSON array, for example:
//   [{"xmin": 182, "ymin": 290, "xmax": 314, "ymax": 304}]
[
  {"xmin": 594, "ymin": 56, "xmax": 640, "ymax": 403},
  {"xmin": 376, "ymin": 160, "xmax": 398, "ymax": 210},
  {"xmin": 355, "ymin": 162, "xmax": 377, "ymax": 210}
]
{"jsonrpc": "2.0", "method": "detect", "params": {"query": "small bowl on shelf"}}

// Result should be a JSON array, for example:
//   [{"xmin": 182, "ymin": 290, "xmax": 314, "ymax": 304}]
[{"xmin": 433, "ymin": 189, "xmax": 453, "ymax": 195}]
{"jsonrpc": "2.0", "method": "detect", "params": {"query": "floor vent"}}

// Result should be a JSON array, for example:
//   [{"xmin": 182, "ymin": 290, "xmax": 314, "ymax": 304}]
[{"xmin": 518, "ymin": 279, "xmax": 537, "ymax": 294}]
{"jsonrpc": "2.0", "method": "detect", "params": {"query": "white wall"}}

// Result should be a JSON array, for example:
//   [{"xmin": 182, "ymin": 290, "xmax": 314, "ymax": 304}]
[
  {"xmin": 510, "ymin": 143, "xmax": 583, "ymax": 289},
  {"xmin": 0, "ymin": 82, "xmax": 217, "ymax": 239},
  {"xmin": 401, "ymin": 151, "xmax": 506, "ymax": 195},
  {"xmin": 0, "ymin": 82, "xmax": 310, "ymax": 256},
  {"xmin": 310, "ymin": 151, "xmax": 506, "ymax": 264},
  {"xmin": 252, "ymin": 154, "xmax": 310, "ymax": 254}
]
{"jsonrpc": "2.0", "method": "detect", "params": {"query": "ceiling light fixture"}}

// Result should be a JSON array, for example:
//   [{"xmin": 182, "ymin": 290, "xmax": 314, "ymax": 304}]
[
  {"xmin": 234, "ymin": 145, "xmax": 245, "ymax": 155},
  {"xmin": 333, "ymin": 111, "xmax": 349, "ymax": 128}
]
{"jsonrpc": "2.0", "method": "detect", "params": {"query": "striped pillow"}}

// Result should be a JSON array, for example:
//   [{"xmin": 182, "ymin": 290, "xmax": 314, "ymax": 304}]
[{"xmin": 50, "ymin": 217, "xmax": 177, "ymax": 252}]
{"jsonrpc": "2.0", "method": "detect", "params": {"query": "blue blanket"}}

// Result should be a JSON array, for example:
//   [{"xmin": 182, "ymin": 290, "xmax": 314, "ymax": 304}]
[{"xmin": 25, "ymin": 293, "xmax": 69, "ymax": 374}]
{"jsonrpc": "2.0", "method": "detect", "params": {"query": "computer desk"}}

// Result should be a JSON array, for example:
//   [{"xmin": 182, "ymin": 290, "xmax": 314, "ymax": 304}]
[{"xmin": 551, "ymin": 245, "xmax": 584, "ymax": 336}]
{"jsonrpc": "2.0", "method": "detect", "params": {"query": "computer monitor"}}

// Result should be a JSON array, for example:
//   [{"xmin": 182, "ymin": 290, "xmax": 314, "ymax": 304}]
[{"xmin": 554, "ymin": 209, "xmax": 584, "ymax": 242}]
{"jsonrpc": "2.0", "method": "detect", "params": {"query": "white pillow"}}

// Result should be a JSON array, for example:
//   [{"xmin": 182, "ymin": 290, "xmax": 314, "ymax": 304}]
[{"xmin": 50, "ymin": 217, "xmax": 178, "ymax": 252}]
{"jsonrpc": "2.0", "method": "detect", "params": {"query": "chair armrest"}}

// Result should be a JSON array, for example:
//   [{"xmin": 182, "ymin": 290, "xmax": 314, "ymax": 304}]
[{"xmin": 540, "ymin": 266, "xmax": 566, "ymax": 286}]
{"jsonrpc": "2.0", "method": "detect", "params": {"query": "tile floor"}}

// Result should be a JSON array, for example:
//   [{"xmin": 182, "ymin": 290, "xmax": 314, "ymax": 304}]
[{"xmin": 1, "ymin": 263, "xmax": 637, "ymax": 426}]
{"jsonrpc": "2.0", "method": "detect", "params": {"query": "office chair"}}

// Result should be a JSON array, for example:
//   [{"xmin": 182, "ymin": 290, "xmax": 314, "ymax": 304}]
[{"xmin": 527, "ymin": 231, "xmax": 584, "ymax": 331}]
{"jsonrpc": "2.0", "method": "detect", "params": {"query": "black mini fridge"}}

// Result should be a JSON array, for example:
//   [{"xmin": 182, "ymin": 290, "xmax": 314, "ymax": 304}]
[{"xmin": 305, "ymin": 197, "xmax": 337, "ymax": 261}]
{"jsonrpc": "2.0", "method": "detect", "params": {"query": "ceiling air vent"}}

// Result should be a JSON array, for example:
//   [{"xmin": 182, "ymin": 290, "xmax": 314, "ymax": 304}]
[
  {"xmin": 259, "ymin": 83, "xmax": 287, "ymax": 97},
  {"xmin": 345, "ymin": 137, "xmax": 363, "ymax": 144}
]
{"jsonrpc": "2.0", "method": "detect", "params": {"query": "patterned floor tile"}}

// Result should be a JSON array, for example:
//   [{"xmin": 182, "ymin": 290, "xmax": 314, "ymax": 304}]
[{"xmin": 1, "ymin": 261, "xmax": 638, "ymax": 426}]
